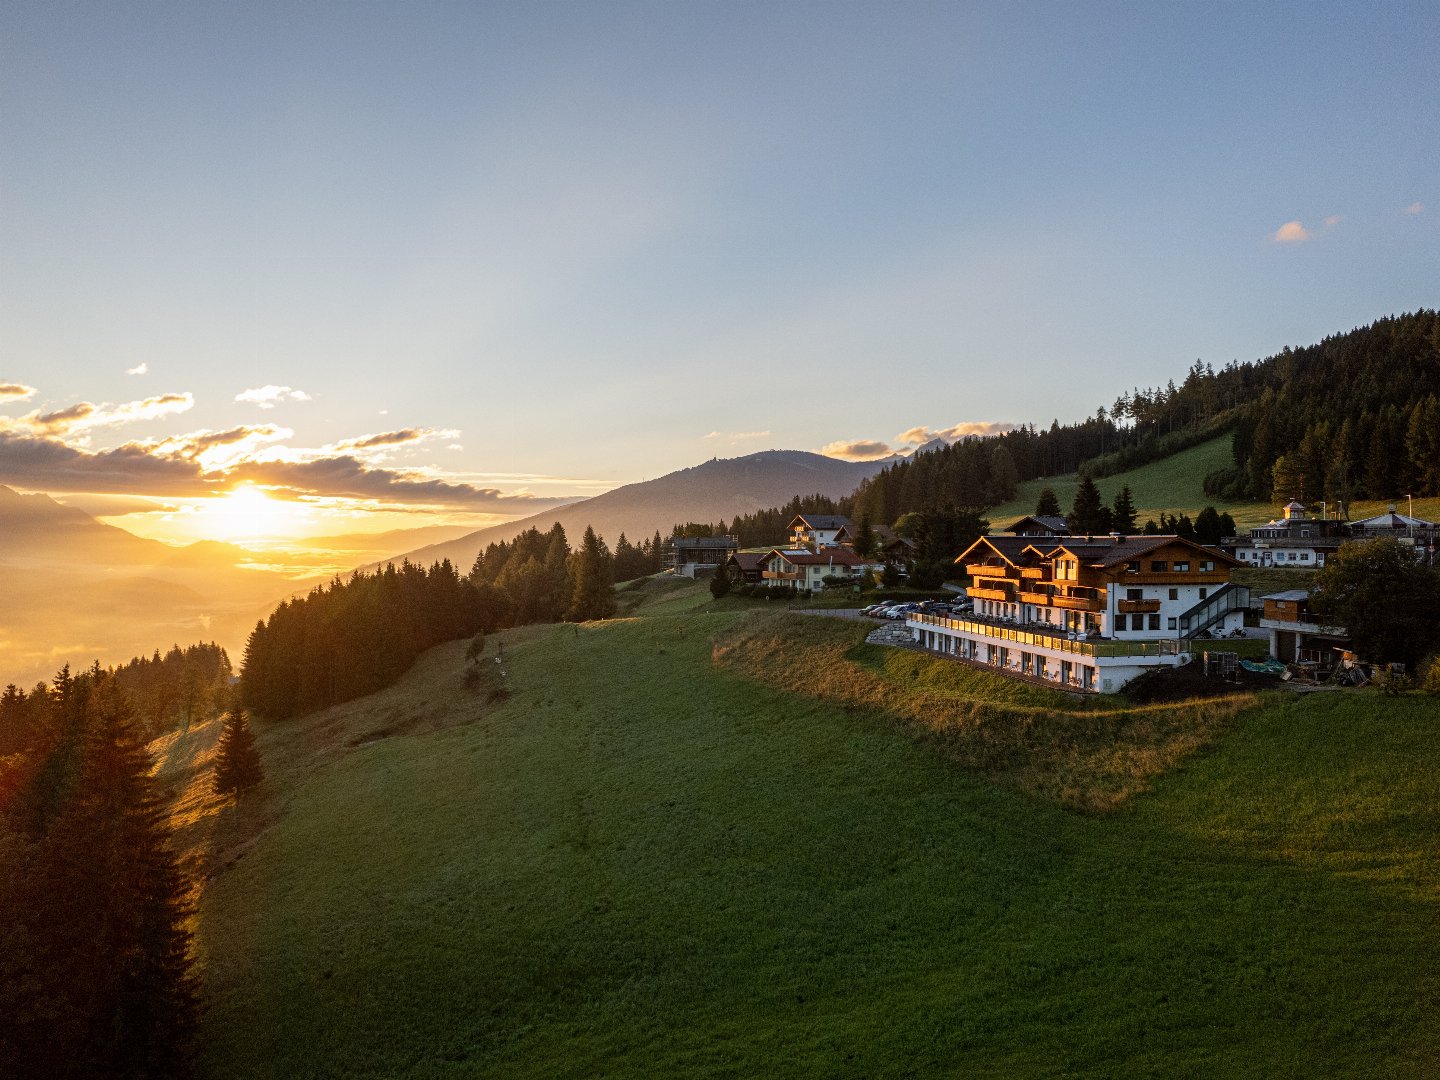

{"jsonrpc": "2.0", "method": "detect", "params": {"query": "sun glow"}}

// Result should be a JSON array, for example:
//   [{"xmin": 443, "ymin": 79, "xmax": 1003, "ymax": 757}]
[{"xmin": 195, "ymin": 485, "xmax": 306, "ymax": 542}]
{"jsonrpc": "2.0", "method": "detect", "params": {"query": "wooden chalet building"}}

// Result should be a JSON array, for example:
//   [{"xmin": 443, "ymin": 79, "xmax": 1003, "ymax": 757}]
[
  {"xmin": 907, "ymin": 534, "xmax": 1245, "ymax": 693},
  {"xmin": 761, "ymin": 547, "xmax": 879, "ymax": 591},
  {"xmin": 787, "ymin": 514, "xmax": 853, "ymax": 551},
  {"xmin": 725, "ymin": 550, "xmax": 769, "ymax": 584},
  {"xmin": 1225, "ymin": 501, "xmax": 1347, "ymax": 568},
  {"xmin": 832, "ymin": 521, "xmax": 916, "ymax": 564}
]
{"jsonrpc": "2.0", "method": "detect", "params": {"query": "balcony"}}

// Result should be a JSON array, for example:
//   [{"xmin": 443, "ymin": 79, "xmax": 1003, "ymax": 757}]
[
  {"xmin": 968, "ymin": 586, "xmax": 1015, "ymax": 602},
  {"xmin": 1019, "ymin": 567, "xmax": 1046, "ymax": 579},
  {"xmin": 762, "ymin": 570, "xmax": 803, "ymax": 581},
  {"xmin": 1019, "ymin": 589, "xmax": 1052, "ymax": 605},
  {"xmin": 967, "ymin": 563, "xmax": 1018, "ymax": 580},
  {"xmin": 1117, "ymin": 599, "xmax": 1161, "ymax": 614}
]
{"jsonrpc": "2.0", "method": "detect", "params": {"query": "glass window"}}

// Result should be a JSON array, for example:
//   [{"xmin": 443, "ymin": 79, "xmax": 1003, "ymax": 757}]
[
  {"xmin": 1168, "ymin": 588, "xmax": 1178, "ymax": 600},
  {"xmin": 1126, "ymin": 561, "xmax": 1140, "ymax": 573},
  {"xmin": 1173, "ymin": 561, "xmax": 1190, "ymax": 572},
  {"xmin": 1199, "ymin": 588, "xmax": 1208, "ymax": 600},
  {"xmin": 1127, "ymin": 588, "xmax": 1142, "ymax": 601},
  {"xmin": 1151, "ymin": 560, "xmax": 1166, "ymax": 572},
  {"xmin": 1115, "ymin": 614, "xmax": 1127, "ymax": 631},
  {"xmin": 1166, "ymin": 617, "xmax": 1177, "ymax": 630},
  {"xmin": 1149, "ymin": 614, "xmax": 1161, "ymax": 630}
]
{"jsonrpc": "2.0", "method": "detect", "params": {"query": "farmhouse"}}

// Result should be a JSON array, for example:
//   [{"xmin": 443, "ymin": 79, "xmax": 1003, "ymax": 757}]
[
  {"xmin": 787, "ymin": 514, "xmax": 853, "ymax": 551},
  {"xmin": 725, "ymin": 550, "xmax": 769, "ymax": 585},
  {"xmin": 761, "ymin": 547, "xmax": 878, "ymax": 591},
  {"xmin": 907, "ymin": 534, "xmax": 1245, "ymax": 693}
]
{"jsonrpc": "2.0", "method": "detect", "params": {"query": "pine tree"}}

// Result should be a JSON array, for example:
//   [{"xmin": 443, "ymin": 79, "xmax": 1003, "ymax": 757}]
[
  {"xmin": 1035, "ymin": 487, "xmax": 1062, "ymax": 518},
  {"xmin": 213, "ymin": 709, "xmax": 263, "ymax": 797},
  {"xmin": 852, "ymin": 515, "xmax": 876, "ymax": 558},
  {"xmin": 709, "ymin": 560, "xmax": 732, "ymax": 599}
]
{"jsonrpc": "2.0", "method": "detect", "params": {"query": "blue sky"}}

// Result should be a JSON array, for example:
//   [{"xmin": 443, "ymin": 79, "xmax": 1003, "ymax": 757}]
[{"xmin": 1, "ymin": 1, "xmax": 1435, "ymax": 533}]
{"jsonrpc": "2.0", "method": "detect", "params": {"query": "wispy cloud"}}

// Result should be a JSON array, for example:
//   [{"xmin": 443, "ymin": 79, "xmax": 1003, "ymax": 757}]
[
  {"xmin": 1, "ymin": 393, "xmax": 195, "ymax": 437},
  {"xmin": 1271, "ymin": 220, "xmax": 1311, "ymax": 244},
  {"xmin": 0, "ymin": 382, "xmax": 38, "ymax": 403},
  {"xmin": 1405, "ymin": 201, "xmax": 1424, "ymax": 215},
  {"xmin": 235, "ymin": 385, "xmax": 312, "ymax": 409},
  {"xmin": 126, "ymin": 362, "xmax": 149, "ymax": 376},
  {"xmin": 704, "ymin": 429, "xmax": 771, "ymax": 443},
  {"xmin": 1323, "ymin": 214, "xmax": 1343, "ymax": 228}
]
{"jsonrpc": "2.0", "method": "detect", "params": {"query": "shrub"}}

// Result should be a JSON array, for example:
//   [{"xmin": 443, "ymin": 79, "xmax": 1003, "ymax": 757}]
[{"xmin": 1421, "ymin": 656, "xmax": 1440, "ymax": 696}]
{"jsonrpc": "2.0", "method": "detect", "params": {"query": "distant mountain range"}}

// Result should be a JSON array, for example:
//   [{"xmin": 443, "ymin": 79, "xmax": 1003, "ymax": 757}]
[{"xmin": 378, "ymin": 449, "xmax": 892, "ymax": 572}]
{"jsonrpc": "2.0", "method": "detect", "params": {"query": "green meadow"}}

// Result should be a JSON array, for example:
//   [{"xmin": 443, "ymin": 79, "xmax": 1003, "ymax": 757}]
[
  {"xmin": 189, "ymin": 581, "xmax": 1440, "ymax": 1078},
  {"xmin": 985, "ymin": 434, "xmax": 1440, "ymax": 532}
]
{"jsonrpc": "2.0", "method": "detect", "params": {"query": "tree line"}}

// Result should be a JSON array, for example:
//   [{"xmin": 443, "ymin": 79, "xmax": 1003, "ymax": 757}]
[
  {"xmin": 0, "ymin": 664, "xmax": 203, "ymax": 1078},
  {"xmin": 243, "ymin": 523, "xmax": 623, "ymax": 721}
]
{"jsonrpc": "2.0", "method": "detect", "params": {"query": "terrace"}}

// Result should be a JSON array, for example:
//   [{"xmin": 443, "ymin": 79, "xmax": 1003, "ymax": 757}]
[{"xmin": 909, "ymin": 611, "xmax": 1183, "ymax": 659}]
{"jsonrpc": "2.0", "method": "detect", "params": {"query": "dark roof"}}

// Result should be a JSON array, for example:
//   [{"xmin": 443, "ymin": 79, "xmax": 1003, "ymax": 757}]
[
  {"xmin": 790, "ymin": 514, "xmax": 853, "ymax": 531},
  {"xmin": 1048, "ymin": 534, "xmax": 1242, "ymax": 568},
  {"xmin": 954, "ymin": 534, "xmax": 1033, "ymax": 565},
  {"xmin": 729, "ymin": 551, "xmax": 768, "ymax": 570},
  {"xmin": 1262, "ymin": 590, "xmax": 1311, "ymax": 602},
  {"xmin": 766, "ymin": 547, "xmax": 867, "ymax": 567},
  {"xmin": 669, "ymin": 536, "xmax": 736, "ymax": 550},
  {"xmin": 1005, "ymin": 514, "xmax": 1069, "ymax": 535}
]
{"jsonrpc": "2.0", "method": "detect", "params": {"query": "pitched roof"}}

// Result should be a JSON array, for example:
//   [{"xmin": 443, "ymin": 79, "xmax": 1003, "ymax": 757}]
[
  {"xmin": 765, "ymin": 547, "xmax": 867, "ymax": 567},
  {"xmin": 728, "ymin": 551, "xmax": 768, "ymax": 570},
  {"xmin": 954, "ymin": 534, "xmax": 1033, "ymax": 566},
  {"xmin": 1049, "ymin": 534, "xmax": 1243, "ymax": 568},
  {"xmin": 790, "ymin": 514, "xmax": 853, "ymax": 531},
  {"xmin": 1262, "ymin": 589, "xmax": 1311, "ymax": 602},
  {"xmin": 1005, "ymin": 514, "xmax": 1069, "ymax": 535}
]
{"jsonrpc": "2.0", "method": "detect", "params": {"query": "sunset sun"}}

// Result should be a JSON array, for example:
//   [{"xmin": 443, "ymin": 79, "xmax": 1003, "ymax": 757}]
[{"xmin": 202, "ymin": 485, "xmax": 297, "ymax": 541}]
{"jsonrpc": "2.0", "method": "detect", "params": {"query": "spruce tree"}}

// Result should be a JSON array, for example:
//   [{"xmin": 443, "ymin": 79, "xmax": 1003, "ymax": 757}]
[
  {"xmin": 853, "ymin": 515, "xmax": 876, "ymax": 558},
  {"xmin": 567, "ymin": 526, "xmax": 616, "ymax": 622},
  {"xmin": 213, "ymin": 708, "xmax": 263, "ymax": 797},
  {"xmin": 709, "ymin": 561, "xmax": 732, "ymax": 599},
  {"xmin": 1069, "ymin": 476, "xmax": 1107, "ymax": 534},
  {"xmin": 1035, "ymin": 487, "xmax": 1062, "ymax": 518}
]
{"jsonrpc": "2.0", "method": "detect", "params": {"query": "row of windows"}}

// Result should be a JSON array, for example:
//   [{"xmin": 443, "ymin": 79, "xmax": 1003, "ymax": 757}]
[
  {"xmin": 1126, "ymin": 587, "xmax": 1209, "ymax": 601},
  {"xmin": 1124, "ymin": 559, "xmax": 1215, "ymax": 573}
]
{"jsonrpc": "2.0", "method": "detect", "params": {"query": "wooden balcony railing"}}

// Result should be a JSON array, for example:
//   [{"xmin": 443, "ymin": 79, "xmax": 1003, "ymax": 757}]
[{"xmin": 1117, "ymin": 599, "xmax": 1161, "ymax": 614}]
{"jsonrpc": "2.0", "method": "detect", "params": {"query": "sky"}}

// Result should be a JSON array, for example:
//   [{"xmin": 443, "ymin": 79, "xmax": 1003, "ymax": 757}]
[{"xmin": 1, "ymin": 0, "xmax": 1436, "ymax": 543}]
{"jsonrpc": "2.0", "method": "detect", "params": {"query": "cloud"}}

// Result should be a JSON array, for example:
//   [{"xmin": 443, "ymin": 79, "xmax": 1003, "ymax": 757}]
[
  {"xmin": 1, "ymin": 393, "xmax": 195, "ymax": 437},
  {"xmin": 332, "ymin": 428, "xmax": 435, "ymax": 452},
  {"xmin": 1271, "ymin": 220, "xmax": 1311, "ymax": 244},
  {"xmin": 0, "ymin": 430, "xmax": 211, "ymax": 495},
  {"xmin": 820, "ymin": 439, "xmax": 895, "ymax": 461},
  {"xmin": 1323, "ymin": 215, "xmax": 1342, "ymax": 228},
  {"xmin": 1405, "ymin": 201, "xmax": 1424, "ymax": 215},
  {"xmin": 896, "ymin": 421, "xmax": 1015, "ymax": 445},
  {"xmin": 1, "ymin": 383, "xmax": 38, "ymax": 403},
  {"xmin": 126, "ymin": 362, "xmax": 149, "ymax": 376},
  {"xmin": 235, "ymin": 385, "xmax": 312, "ymax": 409},
  {"xmin": 224, "ymin": 456, "xmax": 571, "ymax": 511}
]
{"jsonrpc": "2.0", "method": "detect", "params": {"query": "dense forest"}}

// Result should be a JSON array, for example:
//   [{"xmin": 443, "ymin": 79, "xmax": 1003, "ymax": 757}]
[
  {"xmin": 683, "ymin": 311, "xmax": 1438, "ymax": 546},
  {"xmin": 0, "ymin": 661, "xmax": 215, "ymax": 1078}
]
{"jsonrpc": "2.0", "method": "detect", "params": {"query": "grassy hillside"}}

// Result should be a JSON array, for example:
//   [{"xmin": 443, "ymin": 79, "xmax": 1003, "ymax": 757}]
[
  {"xmin": 985, "ymin": 434, "xmax": 1440, "ymax": 534},
  {"xmin": 187, "ymin": 581, "xmax": 1440, "ymax": 1078}
]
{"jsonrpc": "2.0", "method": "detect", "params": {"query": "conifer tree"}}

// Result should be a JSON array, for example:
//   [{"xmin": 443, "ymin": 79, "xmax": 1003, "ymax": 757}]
[
  {"xmin": 213, "ymin": 708, "xmax": 263, "ymax": 798},
  {"xmin": 1110, "ymin": 486, "xmax": 1138, "ymax": 533},
  {"xmin": 709, "ymin": 560, "xmax": 732, "ymax": 599},
  {"xmin": 852, "ymin": 515, "xmax": 876, "ymax": 558},
  {"xmin": 1035, "ymin": 487, "xmax": 1062, "ymax": 518},
  {"xmin": 1069, "ymin": 476, "xmax": 1108, "ymax": 534},
  {"xmin": 567, "ymin": 526, "xmax": 616, "ymax": 622}
]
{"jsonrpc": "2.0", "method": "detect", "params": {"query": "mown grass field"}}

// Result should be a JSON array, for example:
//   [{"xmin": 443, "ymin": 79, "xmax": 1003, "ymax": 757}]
[{"xmin": 188, "ymin": 580, "xmax": 1440, "ymax": 1078}]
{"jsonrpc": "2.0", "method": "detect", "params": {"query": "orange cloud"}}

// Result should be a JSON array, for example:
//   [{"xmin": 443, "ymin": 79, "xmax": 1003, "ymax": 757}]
[
  {"xmin": 1405, "ymin": 201, "xmax": 1424, "ymax": 215},
  {"xmin": 1, "ymin": 382, "xmax": 37, "ymax": 403},
  {"xmin": 1271, "ymin": 220, "xmax": 1311, "ymax": 243},
  {"xmin": 820, "ymin": 439, "xmax": 894, "ymax": 461}
]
